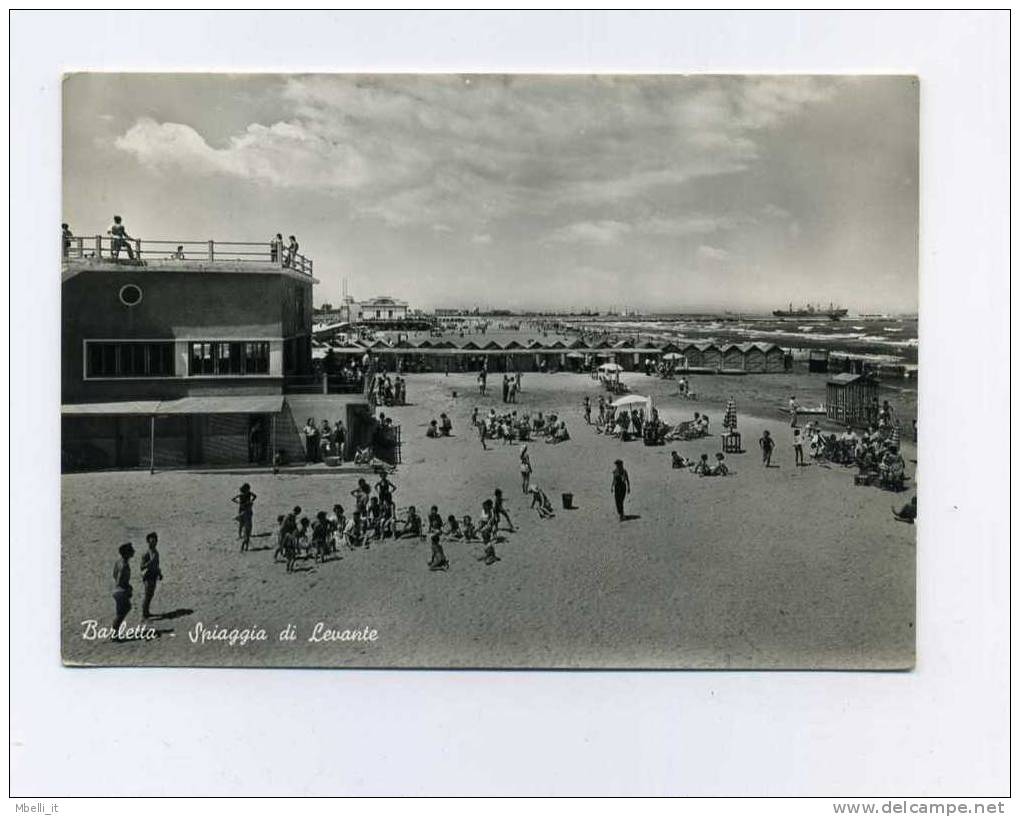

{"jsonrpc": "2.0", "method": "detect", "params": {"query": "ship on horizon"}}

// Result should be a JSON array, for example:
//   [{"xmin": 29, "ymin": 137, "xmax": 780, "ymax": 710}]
[{"xmin": 773, "ymin": 302, "xmax": 849, "ymax": 320}]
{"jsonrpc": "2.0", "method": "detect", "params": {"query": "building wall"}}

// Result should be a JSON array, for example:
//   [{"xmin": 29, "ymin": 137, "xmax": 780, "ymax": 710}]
[{"xmin": 62, "ymin": 267, "xmax": 312, "ymax": 402}]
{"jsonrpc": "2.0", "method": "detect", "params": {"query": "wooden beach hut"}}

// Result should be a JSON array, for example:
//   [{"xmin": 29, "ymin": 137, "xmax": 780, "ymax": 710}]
[
  {"xmin": 761, "ymin": 343, "xmax": 786, "ymax": 373},
  {"xmin": 826, "ymin": 374, "xmax": 878, "ymax": 427},
  {"xmin": 721, "ymin": 343, "xmax": 745, "ymax": 371},
  {"xmin": 698, "ymin": 343, "xmax": 722, "ymax": 370},
  {"xmin": 681, "ymin": 342, "xmax": 702, "ymax": 367},
  {"xmin": 744, "ymin": 343, "xmax": 766, "ymax": 373}
]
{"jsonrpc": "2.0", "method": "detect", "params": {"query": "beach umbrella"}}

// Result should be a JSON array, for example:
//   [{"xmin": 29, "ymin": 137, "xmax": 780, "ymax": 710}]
[
  {"xmin": 566, "ymin": 351, "xmax": 585, "ymax": 359},
  {"xmin": 890, "ymin": 423, "xmax": 901, "ymax": 447},
  {"xmin": 723, "ymin": 398, "xmax": 738, "ymax": 431},
  {"xmin": 611, "ymin": 394, "xmax": 651, "ymax": 409},
  {"xmin": 663, "ymin": 352, "xmax": 684, "ymax": 361},
  {"xmin": 598, "ymin": 362, "xmax": 623, "ymax": 372}
]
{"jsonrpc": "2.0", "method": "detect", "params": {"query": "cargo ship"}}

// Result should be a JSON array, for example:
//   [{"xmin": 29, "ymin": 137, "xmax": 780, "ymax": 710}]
[{"xmin": 773, "ymin": 302, "xmax": 848, "ymax": 320}]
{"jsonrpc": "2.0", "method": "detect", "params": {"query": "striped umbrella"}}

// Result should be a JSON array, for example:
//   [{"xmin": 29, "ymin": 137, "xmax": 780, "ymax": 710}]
[
  {"xmin": 890, "ymin": 422, "xmax": 901, "ymax": 448},
  {"xmin": 723, "ymin": 399, "xmax": 738, "ymax": 431}
]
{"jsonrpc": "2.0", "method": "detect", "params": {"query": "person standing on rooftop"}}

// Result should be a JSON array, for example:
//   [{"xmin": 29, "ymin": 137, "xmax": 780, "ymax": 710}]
[
  {"xmin": 108, "ymin": 215, "xmax": 134, "ymax": 260},
  {"xmin": 61, "ymin": 223, "xmax": 73, "ymax": 258},
  {"xmin": 284, "ymin": 235, "xmax": 299, "ymax": 268}
]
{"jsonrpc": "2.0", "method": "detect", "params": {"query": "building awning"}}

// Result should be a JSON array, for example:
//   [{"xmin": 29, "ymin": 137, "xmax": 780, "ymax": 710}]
[
  {"xmin": 62, "ymin": 401, "xmax": 163, "ymax": 416},
  {"xmin": 63, "ymin": 395, "xmax": 284, "ymax": 417},
  {"xmin": 157, "ymin": 395, "xmax": 284, "ymax": 414}
]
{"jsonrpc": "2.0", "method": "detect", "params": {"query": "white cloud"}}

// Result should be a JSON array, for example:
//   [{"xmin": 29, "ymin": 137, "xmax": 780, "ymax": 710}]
[
  {"xmin": 547, "ymin": 220, "xmax": 633, "ymax": 245},
  {"xmin": 111, "ymin": 76, "xmax": 840, "ymax": 232},
  {"xmin": 696, "ymin": 244, "xmax": 731, "ymax": 262}
]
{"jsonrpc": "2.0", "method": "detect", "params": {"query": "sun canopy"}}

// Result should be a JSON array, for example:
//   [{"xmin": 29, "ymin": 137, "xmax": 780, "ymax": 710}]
[
  {"xmin": 611, "ymin": 394, "xmax": 652, "ymax": 409},
  {"xmin": 597, "ymin": 362, "xmax": 623, "ymax": 372},
  {"xmin": 663, "ymin": 352, "xmax": 685, "ymax": 361}
]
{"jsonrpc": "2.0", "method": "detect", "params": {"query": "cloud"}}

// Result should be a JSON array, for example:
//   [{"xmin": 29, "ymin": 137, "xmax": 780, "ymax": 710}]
[
  {"xmin": 111, "ymin": 76, "xmax": 840, "ymax": 231},
  {"xmin": 696, "ymin": 244, "xmax": 731, "ymax": 262},
  {"xmin": 471, "ymin": 233, "xmax": 492, "ymax": 245},
  {"xmin": 547, "ymin": 220, "xmax": 633, "ymax": 245}
]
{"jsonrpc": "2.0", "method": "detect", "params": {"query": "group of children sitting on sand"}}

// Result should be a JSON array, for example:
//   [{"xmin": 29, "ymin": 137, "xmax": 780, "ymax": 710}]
[
  {"xmin": 671, "ymin": 451, "xmax": 730, "ymax": 477},
  {"xmin": 255, "ymin": 475, "xmax": 551, "ymax": 574},
  {"xmin": 471, "ymin": 407, "xmax": 570, "ymax": 448},
  {"xmin": 425, "ymin": 412, "xmax": 453, "ymax": 438}
]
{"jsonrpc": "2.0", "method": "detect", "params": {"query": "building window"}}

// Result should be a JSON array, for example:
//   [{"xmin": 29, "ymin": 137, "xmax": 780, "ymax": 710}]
[
  {"xmin": 118, "ymin": 284, "xmax": 143, "ymax": 306},
  {"xmin": 85, "ymin": 341, "xmax": 175, "ymax": 378},
  {"xmin": 187, "ymin": 341, "xmax": 271, "ymax": 376}
]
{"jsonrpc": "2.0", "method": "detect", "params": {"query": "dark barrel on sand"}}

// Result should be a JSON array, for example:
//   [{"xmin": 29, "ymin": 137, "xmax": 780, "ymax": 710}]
[{"xmin": 561, "ymin": 492, "xmax": 573, "ymax": 509}]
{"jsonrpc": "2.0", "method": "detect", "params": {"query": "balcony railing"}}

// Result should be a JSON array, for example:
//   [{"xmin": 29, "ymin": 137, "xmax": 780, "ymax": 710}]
[{"xmin": 62, "ymin": 235, "xmax": 313, "ymax": 276}]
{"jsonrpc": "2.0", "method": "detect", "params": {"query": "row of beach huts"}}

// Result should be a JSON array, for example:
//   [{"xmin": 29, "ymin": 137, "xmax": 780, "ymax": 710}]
[{"xmin": 312, "ymin": 334, "xmax": 790, "ymax": 374}]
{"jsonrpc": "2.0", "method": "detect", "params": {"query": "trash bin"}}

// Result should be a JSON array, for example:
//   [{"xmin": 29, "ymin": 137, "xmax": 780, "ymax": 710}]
[{"xmin": 561, "ymin": 492, "xmax": 573, "ymax": 509}]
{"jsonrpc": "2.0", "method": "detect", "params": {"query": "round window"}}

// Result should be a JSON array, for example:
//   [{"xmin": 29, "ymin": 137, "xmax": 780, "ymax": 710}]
[{"xmin": 119, "ymin": 284, "xmax": 143, "ymax": 306}]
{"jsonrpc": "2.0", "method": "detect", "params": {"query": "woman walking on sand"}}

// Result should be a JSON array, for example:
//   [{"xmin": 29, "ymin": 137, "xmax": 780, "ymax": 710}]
[
  {"xmin": 519, "ymin": 445, "xmax": 532, "ymax": 494},
  {"xmin": 611, "ymin": 459, "xmax": 631, "ymax": 521}
]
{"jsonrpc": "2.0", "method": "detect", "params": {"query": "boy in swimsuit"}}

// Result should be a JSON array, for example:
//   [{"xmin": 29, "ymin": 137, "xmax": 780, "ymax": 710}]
[
  {"xmin": 493, "ymin": 488, "xmax": 515, "ymax": 532},
  {"xmin": 230, "ymin": 483, "xmax": 257, "ymax": 552}
]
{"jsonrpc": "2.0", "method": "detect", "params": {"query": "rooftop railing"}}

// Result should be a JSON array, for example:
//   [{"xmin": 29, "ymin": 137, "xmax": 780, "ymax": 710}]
[{"xmin": 62, "ymin": 235, "xmax": 314, "ymax": 276}]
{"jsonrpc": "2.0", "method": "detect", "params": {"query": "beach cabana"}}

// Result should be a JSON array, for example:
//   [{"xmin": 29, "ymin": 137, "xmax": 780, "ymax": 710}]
[
  {"xmin": 744, "ymin": 343, "xmax": 766, "ymax": 373},
  {"xmin": 826, "ymin": 374, "xmax": 878, "ymax": 426},
  {"xmin": 681, "ymin": 342, "xmax": 702, "ymax": 367},
  {"xmin": 721, "ymin": 344, "xmax": 745, "ymax": 370},
  {"xmin": 698, "ymin": 343, "xmax": 722, "ymax": 370},
  {"xmin": 763, "ymin": 344, "xmax": 786, "ymax": 373}
]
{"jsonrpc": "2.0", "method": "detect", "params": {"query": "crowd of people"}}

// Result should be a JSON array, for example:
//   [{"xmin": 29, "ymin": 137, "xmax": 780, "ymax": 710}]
[
  {"xmin": 302, "ymin": 418, "xmax": 347, "ymax": 463},
  {"xmin": 258, "ymin": 475, "xmax": 540, "ymax": 575},
  {"xmin": 470, "ymin": 406, "xmax": 570, "ymax": 449}
]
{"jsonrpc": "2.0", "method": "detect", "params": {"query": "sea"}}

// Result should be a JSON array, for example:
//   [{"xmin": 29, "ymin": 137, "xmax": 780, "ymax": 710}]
[{"xmin": 576, "ymin": 314, "xmax": 919, "ymax": 369}]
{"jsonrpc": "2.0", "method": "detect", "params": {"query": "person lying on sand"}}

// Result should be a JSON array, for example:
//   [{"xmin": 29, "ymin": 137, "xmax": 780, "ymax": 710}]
[
  {"xmin": 528, "ymin": 485, "xmax": 556, "ymax": 518},
  {"xmin": 693, "ymin": 454, "xmax": 711, "ymax": 476},
  {"xmin": 711, "ymin": 453, "xmax": 729, "ymax": 477},
  {"xmin": 671, "ymin": 451, "xmax": 695, "ymax": 469}
]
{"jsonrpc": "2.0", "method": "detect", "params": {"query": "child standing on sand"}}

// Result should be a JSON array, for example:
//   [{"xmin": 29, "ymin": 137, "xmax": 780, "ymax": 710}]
[
  {"xmin": 230, "ymin": 483, "xmax": 257, "ymax": 552},
  {"xmin": 493, "ymin": 488, "xmax": 515, "ymax": 532},
  {"xmin": 793, "ymin": 428, "xmax": 805, "ymax": 466},
  {"xmin": 759, "ymin": 430, "xmax": 774, "ymax": 467}
]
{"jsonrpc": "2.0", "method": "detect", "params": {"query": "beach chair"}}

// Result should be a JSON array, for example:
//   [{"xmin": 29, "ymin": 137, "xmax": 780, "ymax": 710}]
[{"xmin": 722, "ymin": 431, "xmax": 743, "ymax": 453}]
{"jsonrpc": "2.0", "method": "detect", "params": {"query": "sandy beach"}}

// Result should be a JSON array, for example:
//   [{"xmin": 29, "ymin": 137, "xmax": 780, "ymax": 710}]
[{"xmin": 62, "ymin": 371, "xmax": 915, "ymax": 669}]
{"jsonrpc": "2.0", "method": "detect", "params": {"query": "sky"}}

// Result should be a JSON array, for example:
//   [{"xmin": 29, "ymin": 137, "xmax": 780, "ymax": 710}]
[{"xmin": 63, "ymin": 73, "xmax": 918, "ymax": 313}]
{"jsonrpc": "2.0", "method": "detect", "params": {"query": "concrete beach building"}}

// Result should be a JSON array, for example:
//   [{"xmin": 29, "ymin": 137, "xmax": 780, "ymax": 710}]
[{"xmin": 61, "ymin": 234, "xmax": 369, "ymax": 471}]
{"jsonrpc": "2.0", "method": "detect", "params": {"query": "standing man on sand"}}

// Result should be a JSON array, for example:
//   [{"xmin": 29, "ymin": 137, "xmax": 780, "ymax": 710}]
[
  {"xmin": 139, "ymin": 532, "xmax": 163, "ymax": 619},
  {"xmin": 112, "ymin": 543, "xmax": 135, "ymax": 634},
  {"xmin": 611, "ymin": 459, "xmax": 631, "ymax": 521}
]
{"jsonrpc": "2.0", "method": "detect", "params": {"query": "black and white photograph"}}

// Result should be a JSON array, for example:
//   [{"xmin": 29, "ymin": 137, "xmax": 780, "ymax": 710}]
[
  {"xmin": 10, "ymin": 9, "xmax": 1010, "ymax": 801},
  {"xmin": 61, "ymin": 73, "xmax": 919, "ymax": 670}
]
